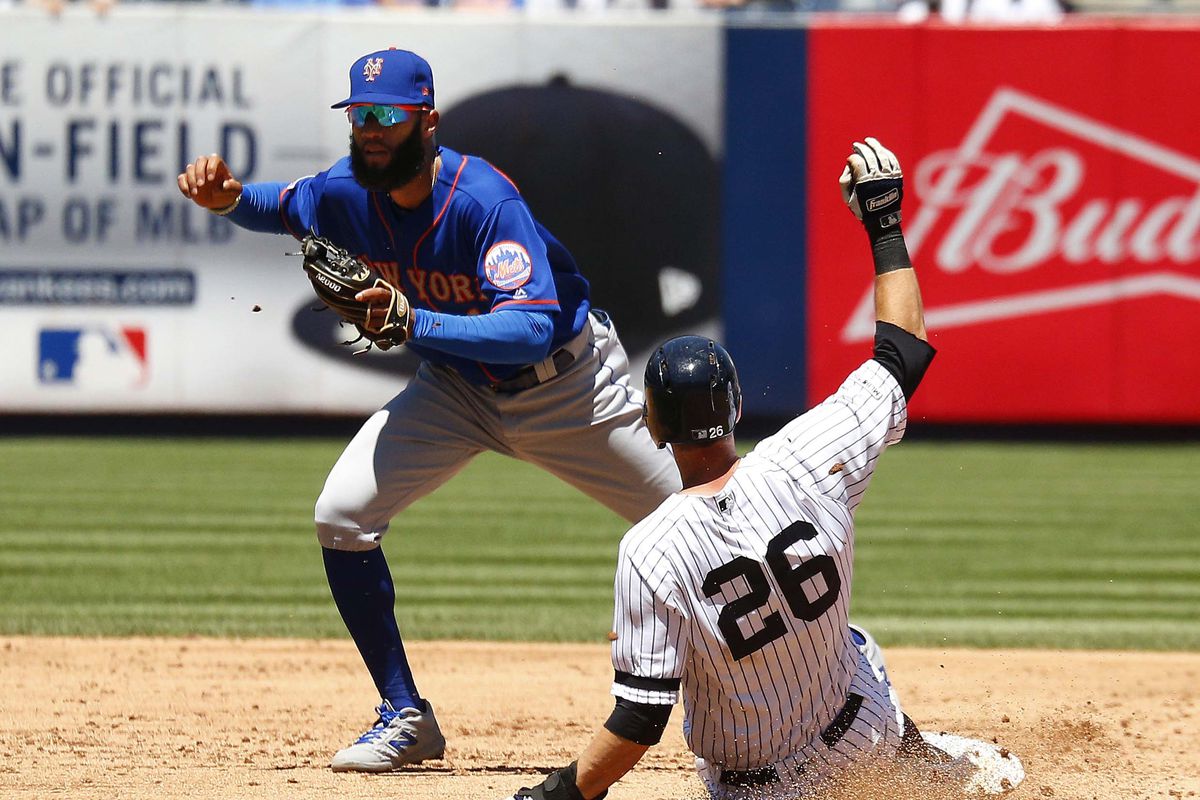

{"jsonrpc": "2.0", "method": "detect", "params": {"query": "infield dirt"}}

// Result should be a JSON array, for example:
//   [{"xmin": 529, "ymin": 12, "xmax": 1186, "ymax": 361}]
[{"xmin": 1, "ymin": 637, "xmax": 1197, "ymax": 800}]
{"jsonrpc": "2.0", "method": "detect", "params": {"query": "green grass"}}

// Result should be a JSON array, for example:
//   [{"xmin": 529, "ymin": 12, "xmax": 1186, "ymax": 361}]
[
  {"xmin": 0, "ymin": 437, "xmax": 1196, "ymax": 650},
  {"xmin": 853, "ymin": 442, "xmax": 1200, "ymax": 649}
]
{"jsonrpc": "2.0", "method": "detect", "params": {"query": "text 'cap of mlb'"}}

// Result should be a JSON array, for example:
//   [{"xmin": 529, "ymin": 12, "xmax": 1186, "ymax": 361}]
[{"xmin": 331, "ymin": 48, "xmax": 435, "ymax": 109}]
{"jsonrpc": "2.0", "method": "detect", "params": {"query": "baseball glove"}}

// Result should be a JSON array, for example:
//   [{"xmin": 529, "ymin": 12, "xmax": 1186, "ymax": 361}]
[{"xmin": 299, "ymin": 234, "xmax": 412, "ymax": 352}]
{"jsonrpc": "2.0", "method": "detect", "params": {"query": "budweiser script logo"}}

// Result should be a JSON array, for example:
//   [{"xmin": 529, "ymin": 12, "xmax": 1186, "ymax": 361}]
[{"xmin": 842, "ymin": 88, "xmax": 1200, "ymax": 341}]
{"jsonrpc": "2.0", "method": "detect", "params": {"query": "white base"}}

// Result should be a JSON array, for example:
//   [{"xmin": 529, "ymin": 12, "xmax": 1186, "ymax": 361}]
[{"xmin": 921, "ymin": 731, "xmax": 1026, "ymax": 795}]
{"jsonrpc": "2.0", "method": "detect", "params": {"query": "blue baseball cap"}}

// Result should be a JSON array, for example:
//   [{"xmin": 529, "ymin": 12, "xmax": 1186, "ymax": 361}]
[{"xmin": 331, "ymin": 48, "xmax": 435, "ymax": 109}]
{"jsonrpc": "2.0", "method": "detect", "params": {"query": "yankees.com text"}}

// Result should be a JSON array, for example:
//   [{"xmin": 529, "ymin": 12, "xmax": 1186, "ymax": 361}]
[{"xmin": 0, "ymin": 270, "xmax": 196, "ymax": 306}]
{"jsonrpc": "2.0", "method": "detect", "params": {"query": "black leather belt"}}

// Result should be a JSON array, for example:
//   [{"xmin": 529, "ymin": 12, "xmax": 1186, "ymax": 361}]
[
  {"xmin": 718, "ymin": 693, "xmax": 864, "ymax": 788},
  {"xmin": 720, "ymin": 764, "xmax": 783, "ymax": 788},
  {"xmin": 488, "ymin": 326, "xmax": 589, "ymax": 394}
]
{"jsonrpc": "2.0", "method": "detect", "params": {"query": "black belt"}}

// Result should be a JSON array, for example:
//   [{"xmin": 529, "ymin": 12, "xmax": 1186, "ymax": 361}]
[
  {"xmin": 488, "ymin": 327, "xmax": 589, "ymax": 393},
  {"xmin": 720, "ymin": 764, "xmax": 783, "ymax": 789},
  {"xmin": 718, "ymin": 693, "xmax": 864, "ymax": 788}
]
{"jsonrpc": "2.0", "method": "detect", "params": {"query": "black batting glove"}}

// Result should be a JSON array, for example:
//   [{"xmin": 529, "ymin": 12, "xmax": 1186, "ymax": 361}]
[{"xmin": 511, "ymin": 763, "xmax": 607, "ymax": 800}]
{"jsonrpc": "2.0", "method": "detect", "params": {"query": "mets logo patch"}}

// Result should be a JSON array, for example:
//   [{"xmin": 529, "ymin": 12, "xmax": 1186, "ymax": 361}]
[
  {"xmin": 484, "ymin": 242, "xmax": 533, "ymax": 291},
  {"xmin": 363, "ymin": 58, "xmax": 384, "ymax": 82}
]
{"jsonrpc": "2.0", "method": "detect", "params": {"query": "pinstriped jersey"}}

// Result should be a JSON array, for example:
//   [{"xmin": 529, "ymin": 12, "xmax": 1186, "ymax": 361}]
[{"xmin": 610, "ymin": 359, "xmax": 908, "ymax": 770}]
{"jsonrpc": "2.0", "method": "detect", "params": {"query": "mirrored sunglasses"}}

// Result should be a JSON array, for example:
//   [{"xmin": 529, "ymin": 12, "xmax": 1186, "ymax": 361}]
[{"xmin": 346, "ymin": 104, "xmax": 423, "ymax": 128}]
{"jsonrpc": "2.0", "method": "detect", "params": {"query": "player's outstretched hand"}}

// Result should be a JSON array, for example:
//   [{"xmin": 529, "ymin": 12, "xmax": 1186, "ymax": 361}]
[
  {"xmin": 839, "ymin": 137, "xmax": 903, "ymax": 241},
  {"xmin": 177, "ymin": 154, "xmax": 243, "ymax": 211}
]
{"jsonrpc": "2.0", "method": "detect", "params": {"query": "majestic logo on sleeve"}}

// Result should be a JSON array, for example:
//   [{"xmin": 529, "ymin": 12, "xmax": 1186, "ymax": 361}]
[
  {"xmin": 484, "ymin": 242, "xmax": 534, "ymax": 291},
  {"xmin": 363, "ymin": 58, "xmax": 384, "ymax": 82},
  {"xmin": 842, "ymin": 87, "xmax": 1200, "ymax": 341}
]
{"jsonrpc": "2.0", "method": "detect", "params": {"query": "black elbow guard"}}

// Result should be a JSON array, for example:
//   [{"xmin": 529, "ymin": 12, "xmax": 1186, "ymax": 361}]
[
  {"xmin": 603, "ymin": 696, "xmax": 673, "ymax": 746},
  {"xmin": 872, "ymin": 321, "xmax": 936, "ymax": 401}
]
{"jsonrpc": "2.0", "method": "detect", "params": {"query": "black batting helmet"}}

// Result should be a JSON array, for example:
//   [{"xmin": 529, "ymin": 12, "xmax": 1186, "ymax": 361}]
[{"xmin": 644, "ymin": 336, "xmax": 741, "ymax": 448}]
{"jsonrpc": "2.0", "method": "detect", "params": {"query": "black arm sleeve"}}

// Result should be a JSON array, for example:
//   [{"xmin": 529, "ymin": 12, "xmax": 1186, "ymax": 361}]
[
  {"xmin": 872, "ymin": 320, "xmax": 937, "ymax": 401},
  {"xmin": 603, "ymin": 696, "xmax": 673, "ymax": 746}
]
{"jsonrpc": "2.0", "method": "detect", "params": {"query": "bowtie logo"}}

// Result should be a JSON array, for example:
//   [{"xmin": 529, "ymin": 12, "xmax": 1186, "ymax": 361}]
[{"xmin": 841, "ymin": 87, "xmax": 1200, "ymax": 342}]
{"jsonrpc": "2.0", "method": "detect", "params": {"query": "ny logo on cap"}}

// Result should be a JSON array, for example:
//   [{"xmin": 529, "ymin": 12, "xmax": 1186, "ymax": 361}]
[{"xmin": 363, "ymin": 57, "xmax": 384, "ymax": 82}]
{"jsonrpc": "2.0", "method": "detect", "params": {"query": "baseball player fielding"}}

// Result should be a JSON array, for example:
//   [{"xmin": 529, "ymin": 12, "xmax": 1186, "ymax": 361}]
[{"xmin": 177, "ymin": 46, "xmax": 681, "ymax": 772}]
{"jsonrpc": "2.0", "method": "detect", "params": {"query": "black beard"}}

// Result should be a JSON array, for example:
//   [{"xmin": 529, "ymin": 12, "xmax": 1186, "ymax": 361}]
[{"xmin": 349, "ymin": 122, "xmax": 426, "ymax": 191}]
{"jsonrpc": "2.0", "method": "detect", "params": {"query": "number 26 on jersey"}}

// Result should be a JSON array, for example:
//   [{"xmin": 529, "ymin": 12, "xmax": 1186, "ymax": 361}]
[{"xmin": 701, "ymin": 521, "xmax": 842, "ymax": 661}]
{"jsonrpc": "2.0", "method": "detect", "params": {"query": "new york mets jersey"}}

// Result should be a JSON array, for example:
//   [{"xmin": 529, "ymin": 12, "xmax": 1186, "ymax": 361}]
[
  {"xmin": 242, "ymin": 146, "xmax": 590, "ymax": 385},
  {"xmin": 610, "ymin": 359, "xmax": 908, "ymax": 770}
]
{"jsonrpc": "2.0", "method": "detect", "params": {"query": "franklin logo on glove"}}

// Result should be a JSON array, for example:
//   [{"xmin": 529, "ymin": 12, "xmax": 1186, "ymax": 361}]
[{"xmin": 865, "ymin": 188, "xmax": 899, "ymax": 212}]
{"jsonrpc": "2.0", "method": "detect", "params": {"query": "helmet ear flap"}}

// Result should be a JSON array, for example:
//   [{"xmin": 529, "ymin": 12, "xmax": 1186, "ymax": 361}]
[{"xmin": 644, "ymin": 392, "xmax": 668, "ymax": 449}]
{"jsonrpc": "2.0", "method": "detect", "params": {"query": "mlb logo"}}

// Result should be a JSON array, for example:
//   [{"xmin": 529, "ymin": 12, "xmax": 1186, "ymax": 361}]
[{"xmin": 38, "ymin": 327, "xmax": 148, "ymax": 388}]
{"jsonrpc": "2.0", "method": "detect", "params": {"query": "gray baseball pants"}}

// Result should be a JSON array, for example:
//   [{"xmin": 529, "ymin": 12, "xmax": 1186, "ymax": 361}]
[{"xmin": 315, "ymin": 311, "xmax": 682, "ymax": 550}]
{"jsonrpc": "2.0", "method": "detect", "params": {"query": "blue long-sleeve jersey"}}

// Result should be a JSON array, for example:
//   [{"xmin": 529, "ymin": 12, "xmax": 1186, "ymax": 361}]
[{"xmin": 228, "ymin": 147, "xmax": 591, "ymax": 384}]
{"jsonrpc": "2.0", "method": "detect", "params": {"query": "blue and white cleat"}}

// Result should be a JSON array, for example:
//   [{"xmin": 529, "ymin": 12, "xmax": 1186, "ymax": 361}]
[{"xmin": 330, "ymin": 700, "xmax": 446, "ymax": 772}]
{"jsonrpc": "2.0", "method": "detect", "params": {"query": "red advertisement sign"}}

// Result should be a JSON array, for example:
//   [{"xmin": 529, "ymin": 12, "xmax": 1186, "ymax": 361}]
[{"xmin": 807, "ymin": 23, "xmax": 1200, "ymax": 422}]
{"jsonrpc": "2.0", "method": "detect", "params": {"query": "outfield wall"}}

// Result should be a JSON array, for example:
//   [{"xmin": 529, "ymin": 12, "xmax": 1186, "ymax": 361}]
[
  {"xmin": 0, "ymin": 9, "xmax": 723, "ymax": 414},
  {"xmin": 1, "ymin": 10, "xmax": 1197, "ymax": 422},
  {"xmin": 786, "ymin": 21, "xmax": 1200, "ymax": 424}
]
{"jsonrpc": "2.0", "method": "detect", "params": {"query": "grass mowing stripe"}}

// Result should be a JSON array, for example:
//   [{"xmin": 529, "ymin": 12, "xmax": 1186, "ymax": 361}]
[
  {"xmin": 861, "ymin": 540, "xmax": 1200, "ymax": 558},
  {"xmin": 2, "ymin": 437, "xmax": 1196, "ymax": 649},
  {"xmin": 0, "ymin": 528, "xmax": 312, "ymax": 544},
  {"xmin": 0, "ymin": 535, "xmax": 621, "ymax": 562},
  {"xmin": 851, "ymin": 616, "xmax": 1200, "ymax": 650},
  {"xmin": 857, "ymin": 557, "xmax": 1200, "ymax": 580},
  {"xmin": 3, "ymin": 603, "xmax": 614, "ymax": 639},
  {"xmin": 10, "ymin": 581, "xmax": 611, "ymax": 609},
  {"xmin": 948, "ymin": 580, "xmax": 1200, "ymax": 600},
  {"xmin": 857, "ymin": 596, "xmax": 1200, "ymax": 620},
  {"xmin": 858, "ymin": 580, "xmax": 1200, "ymax": 602}
]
